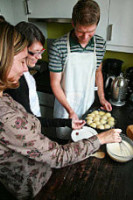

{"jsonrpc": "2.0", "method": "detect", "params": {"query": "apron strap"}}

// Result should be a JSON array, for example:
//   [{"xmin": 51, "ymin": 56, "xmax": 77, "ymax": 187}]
[
  {"xmin": 63, "ymin": 32, "xmax": 71, "ymax": 72},
  {"xmin": 67, "ymin": 32, "xmax": 71, "ymax": 53}
]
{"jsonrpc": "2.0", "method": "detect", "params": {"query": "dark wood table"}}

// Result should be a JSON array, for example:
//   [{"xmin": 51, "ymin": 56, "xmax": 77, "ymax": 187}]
[{"xmin": 36, "ymin": 100, "xmax": 133, "ymax": 200}]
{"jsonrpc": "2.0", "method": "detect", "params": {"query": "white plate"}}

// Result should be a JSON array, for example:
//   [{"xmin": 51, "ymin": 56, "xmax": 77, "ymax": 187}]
[{"xmin": 71, "ymin": 126, "xmax": 97, "ymax": 142}]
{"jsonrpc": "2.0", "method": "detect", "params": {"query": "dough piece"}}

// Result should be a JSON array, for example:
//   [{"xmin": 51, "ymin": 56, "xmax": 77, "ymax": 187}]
[
  {"xmin": 86, "ymin": 119, "xmax": 93, "ymax": 125},
  {"xmin": 99, "ymin": 111, "xmax": 105, "ymax": 116},
  {"xmin": 88, "ymin": 113, "xmax": 95, "ymax": 118},
  {"xmin": 105, "ymin": 112, "xmax": 111, "ymax": 118},
  {"xmin": 92, "ymin": 110, "xmax": 99, "ymax": 115},
  {"xmin": 108, "ymin": 121, "xmax": 115, "ymax": 127},
  {"xmin": 100, "ymin": 119, "xmax": 106, "ymax": 125},
  {"xmin": 107, "ymin": 117, "xmax": 115, "ymax": 121},
  {"xmin": 90, "ymin": 122, "xmax": 97, "ymax": 128},
  {"xmin": 102, "ymin": 115, "xmax": 107, "ymax": 120},
  {"xmin": 104, "ymin": 124, "xmax": 111, "ymax": 129},
  {"xmin": 95, "ymin": 121, "xmax": 101, "ymax": 126},
  {"xmin": 96, "ymin": 124, "xmax": 104, "ymax": 130},
  {"xmin": 86, "ymin": 116, "xmax": 93, "ymax": 121},
  {"xmin": 93, "ymin": 116, "xmax": 100, "ymax": 122}
]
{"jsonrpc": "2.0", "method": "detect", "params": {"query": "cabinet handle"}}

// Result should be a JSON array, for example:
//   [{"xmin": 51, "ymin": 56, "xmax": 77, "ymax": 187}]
[
  {"xmin": 107, "ymin": 24, "xmax": 113, "ymax": 41},
  {"xmin": 25, "ymin": 0, "xmax": 32, "ymax": 14}
]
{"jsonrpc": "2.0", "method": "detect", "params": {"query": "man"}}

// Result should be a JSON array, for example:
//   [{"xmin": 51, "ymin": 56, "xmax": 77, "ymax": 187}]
[{"xmin": 49, "ymin": 0, "xmax": 112, "ymax": 139}]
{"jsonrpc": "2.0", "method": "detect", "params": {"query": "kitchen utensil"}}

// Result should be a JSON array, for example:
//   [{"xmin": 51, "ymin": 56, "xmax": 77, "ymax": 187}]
[
  {"xmin": 71, "ymin": 126, "xmax": 97, "ymax": 142},
  {"xmin": 83, "ymin": 108, "xmax": 116, "ymax": 132},
  {"xmin": 102, "ymin": 58, "xmax": 123, "ymax": 76},
  {"xmin": 125, "ymin": 67, "xmax": 133, "ymax": 101},
  {"xmin": 90, "ymin": 151, "xmax": 105, "ymax": 159},
  {"xmin": 108, "ymin": 73, "xmax": 129, "ymax": 106},
  {"xmin": 102, "ymin": 58, "xmax": 123, "ymax": 92}
]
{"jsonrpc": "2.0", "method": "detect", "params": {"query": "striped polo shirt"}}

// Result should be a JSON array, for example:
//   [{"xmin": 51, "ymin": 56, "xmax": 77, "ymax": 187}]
[{"xmin": 48, "ymin": 30, "xmax": 106, "ymax": 72}]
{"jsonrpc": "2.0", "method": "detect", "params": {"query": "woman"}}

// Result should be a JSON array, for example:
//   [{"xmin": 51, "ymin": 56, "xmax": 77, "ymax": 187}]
[
  {"xmin": 6, "ymin": 21, "xmax": 45, "ymax": 116},
  {"xmin": 0, "ymin": 21, "xmax": 122, "ymax": 200},
  {"xmin": 6, "ymin": 21, "xmax": 85, "ymax": 131}
]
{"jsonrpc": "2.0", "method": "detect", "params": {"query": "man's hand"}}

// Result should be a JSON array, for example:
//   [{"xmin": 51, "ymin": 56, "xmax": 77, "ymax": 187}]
[
  {"xmin": 100, "ymin": 98, "xmax": 112, "ymax": 111},
  {"xmin": 69, "ymin": 110, "xmax": 79, "ymax": 120}
]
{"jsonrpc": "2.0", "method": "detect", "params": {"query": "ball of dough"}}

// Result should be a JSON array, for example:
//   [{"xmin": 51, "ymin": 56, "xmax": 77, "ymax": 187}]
[
  {"xmin": 93, "ymin": 117, "xmax": 100, "ymax": 122},
  {"xmin": 86, "ymin": 119, "xmax": 93, "ymax": 125},
  {"xmin": 99, "ymin": 111, "xmax": 105, "ymax": 116},
  {"xmin": 108, "ymin": 121, "xmax": 115, "ymax": 127},
  {"xmin": 95, "ymin": 114, "xmax": 101, "ymax": 119},
  {"xmin": 104, "ymin": 124, "xmax": 111, "ymax": 129},
  {"xmin": 90, "ymin": 122, "xmax": 97, "ymax": 128},
  {"xmin": 86, "ymin": 116, "xmax": 93, "ymax": 121},
  {"xmin": 101, "ymin": 115, "xmax": 107, "ymax": 120},
  {"xmin": 97, "ymin": 124, "xmax": 104, "ymax": 130},
  {"xmin": 92, "ymin": 110, "xmax": 99, "ymax": 115},
  {"xmin": 105, "ymin": 113, "xmax": 111, "ymax": 118},
  {"xmin": 95, "ymin": 121, "xmax": 101, "ymax": 126},
  {"xmin": 107, "ymin": 117, "xmax": 115, "ymax": 122},
  {"xmin": 89, "ymin": 113, "xmax": 95, "ymax": 118},
  {"xmin": 100, "ymin": 119, "xmax": 106, "ymax": 125}
]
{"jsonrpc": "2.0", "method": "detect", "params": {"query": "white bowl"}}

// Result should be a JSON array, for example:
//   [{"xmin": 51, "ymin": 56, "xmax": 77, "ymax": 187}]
[
  {"xmin": 106, "ymin": 134, "xmax": 133, "ymax": 163},
  {"xmin": 71, "ymin": 126, "xmax": 97, "ymax": 142}
]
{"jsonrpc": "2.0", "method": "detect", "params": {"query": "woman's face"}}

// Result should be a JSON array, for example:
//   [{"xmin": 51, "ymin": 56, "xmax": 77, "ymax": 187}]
[
  {"xmin": 27, "ymin": 41, "xmax": 44, "ymax": 67},
  {"xmin": 7, "ymin": 47, "xmax": 28, "ymax": 84}
]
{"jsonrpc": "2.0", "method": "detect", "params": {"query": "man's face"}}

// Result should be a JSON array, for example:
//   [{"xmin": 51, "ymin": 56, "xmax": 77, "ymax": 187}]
[{"xmin": 73, "ymin": 23, "xmax": 97, "ymax": 46}]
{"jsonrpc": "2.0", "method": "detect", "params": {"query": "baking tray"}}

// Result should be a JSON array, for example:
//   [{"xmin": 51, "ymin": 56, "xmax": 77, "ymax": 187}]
[{"xmin": 82, "ymin": 108, "xmax": 116, "ymax": 133}]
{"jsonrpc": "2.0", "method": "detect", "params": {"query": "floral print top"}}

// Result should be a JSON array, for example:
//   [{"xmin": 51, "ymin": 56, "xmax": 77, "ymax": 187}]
[{"xmin": 0, "ymin": 94, "xmax": 100, "ymax": 200}]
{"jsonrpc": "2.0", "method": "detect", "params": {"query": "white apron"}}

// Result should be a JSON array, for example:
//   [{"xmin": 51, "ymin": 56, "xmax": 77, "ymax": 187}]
[{"xmin": 54, "ymin": 33, "xmax": 97, "ymax": 139}]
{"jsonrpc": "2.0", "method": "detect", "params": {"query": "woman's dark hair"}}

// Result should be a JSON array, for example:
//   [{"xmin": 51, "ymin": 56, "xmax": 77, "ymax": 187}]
[
  {"xmin": 15, "ymin": 21, "xmax": 45, "ymax": 47},
  {"xmin": 0, "ymin": 15, "xmax": 6, "ymax": 22},
  {"xmin": 72, "ymin": 0, "xmax": 100, "ymax": 26}
]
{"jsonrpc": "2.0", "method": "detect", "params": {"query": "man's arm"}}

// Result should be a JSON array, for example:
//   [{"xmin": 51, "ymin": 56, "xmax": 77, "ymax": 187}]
[
  {"xmin": 50, "ymin": 71, "xmax": 79, "ymax": 119},
  {"xmin": 96, "ymin": 63, "xmax": 112, "ymax": 111}
]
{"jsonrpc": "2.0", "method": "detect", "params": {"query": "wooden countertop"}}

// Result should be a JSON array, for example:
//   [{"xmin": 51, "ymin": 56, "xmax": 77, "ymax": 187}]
[{"xmin": 35, "ymin": 100, "xmax": 133, "ymax": 200}]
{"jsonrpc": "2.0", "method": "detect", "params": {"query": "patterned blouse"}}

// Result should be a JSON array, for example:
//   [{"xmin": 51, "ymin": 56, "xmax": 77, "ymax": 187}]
[{"xmin": 0, "ymin": 94, "xmax": 100, "ymax": 200}]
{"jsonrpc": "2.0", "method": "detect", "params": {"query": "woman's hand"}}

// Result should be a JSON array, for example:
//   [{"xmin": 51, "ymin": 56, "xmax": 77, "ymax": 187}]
[
  {"xmin": 97, "ymin": 128, "xmax": 122, "ymax": 145},
  {"xmin": 72, "ymin": 119, "xmax": 86, "ymax": 130}
]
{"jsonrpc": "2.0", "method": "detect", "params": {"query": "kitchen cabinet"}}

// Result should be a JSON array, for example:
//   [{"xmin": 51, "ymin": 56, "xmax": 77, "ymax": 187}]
[
  {"xmin": 96, "ymin": 0, "xmax": 133, "ymax": 53},
  {"xmin": 28, "ymin": 0, "xmax": 78, "ymax": 19},
  {"xmin": 0, "ymin": 0, "xmax": 28, "ymax": 25},
  {"xmin": 106, "ymin": 0, "xmax": 133, "ymax": 53},
  {"xmin": 0, "ymin": 0, "xmax": 14, "ymax": 24},
  {"xmin": 95, "ymin": 0, "xmax": 109, "ymax": 40}
]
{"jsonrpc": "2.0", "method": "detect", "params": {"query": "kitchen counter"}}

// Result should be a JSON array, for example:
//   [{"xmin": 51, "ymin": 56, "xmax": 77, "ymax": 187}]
[
  {"xmin": 0, "ymin": 98, "xmax": 133, "ymax": 200},
  {"xmin": 35, "ymin": 99, "xmax": 133, "ymax": 200}
]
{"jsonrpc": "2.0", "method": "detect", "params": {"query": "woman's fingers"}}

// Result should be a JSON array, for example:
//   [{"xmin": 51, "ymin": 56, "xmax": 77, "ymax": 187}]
[{"xmin": 97, "ymin": 128, "xmax": 122, "ymax": 145}]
